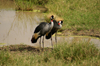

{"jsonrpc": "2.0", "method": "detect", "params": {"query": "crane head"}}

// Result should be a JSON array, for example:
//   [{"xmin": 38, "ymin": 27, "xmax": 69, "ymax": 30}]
[
  {"xmin": 50, "ymin": 15, "xmax": 54, "ymax": 20},
  {"xmin": 58, "ymin": 20, "xmax": 63, "ymax": 25}
]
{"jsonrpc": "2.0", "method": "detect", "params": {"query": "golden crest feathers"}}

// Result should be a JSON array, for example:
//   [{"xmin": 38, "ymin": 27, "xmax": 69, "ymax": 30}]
[
  {"xmin": 45, "ymin": 12, "xmax": 63, "ymax": 22},
  {"xmin": 55, "ymin": 17, "xmax": 64, "ymax": 22}
]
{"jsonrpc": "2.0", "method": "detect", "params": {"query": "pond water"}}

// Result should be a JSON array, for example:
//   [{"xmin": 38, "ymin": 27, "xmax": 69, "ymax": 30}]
[
  {"xmin": 0, "ymin": 10, "xmax": 45, "ymax": 46},
  {"xmin": 0, "ymin": 1, "xmax": 100, "ymax": 48}
]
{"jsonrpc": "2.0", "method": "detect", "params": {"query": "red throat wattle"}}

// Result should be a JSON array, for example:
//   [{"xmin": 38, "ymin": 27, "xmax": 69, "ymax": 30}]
[
  {"xmin": 51, "ymin": 20, "xmax": 53, "ymax": 22},
  {"xmin": 58, "ymin": 23, "xmax": 60, "ymax": 25}
]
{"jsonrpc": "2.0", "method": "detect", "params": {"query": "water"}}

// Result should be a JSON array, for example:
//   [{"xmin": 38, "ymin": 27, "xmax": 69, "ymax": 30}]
[
  {"xmin": 0, "ymin": 10, "xmax": 45, "ymax": 47},
  {"xmin": 0, "ymin": 0, "xmax": 100, "ymax": 48}
]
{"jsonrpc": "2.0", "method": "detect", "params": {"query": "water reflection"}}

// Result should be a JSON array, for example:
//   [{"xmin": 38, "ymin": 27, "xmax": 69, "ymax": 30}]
[{"xmin": 0, "ymin": 10, "xmax": 45, "ymax": 46}]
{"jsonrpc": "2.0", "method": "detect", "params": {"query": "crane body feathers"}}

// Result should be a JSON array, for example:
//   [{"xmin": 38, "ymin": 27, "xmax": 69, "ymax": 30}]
[{"xmin": 31, "ymin": 21, "xmax": 54, "ymax": 43}]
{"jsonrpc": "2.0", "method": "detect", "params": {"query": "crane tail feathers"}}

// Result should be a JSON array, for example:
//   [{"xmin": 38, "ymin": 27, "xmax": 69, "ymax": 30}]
[
  {"xmin": 31, "ymin": 33, "xmax": 39, "ymax": 43},
  {"xmin": 31, "ymin": 37, "xmax": 38, "ymax": 43},
  {"xmin": 46, "ymin": 32, "xmax": 52, "ymax": 39}
]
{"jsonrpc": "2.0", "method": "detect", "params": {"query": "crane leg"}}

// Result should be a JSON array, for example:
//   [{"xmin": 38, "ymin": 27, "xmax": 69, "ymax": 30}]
[
  {"xmin": 55, "ymin": 32, "xmax": 57, "ymax": 47},
  {"xmin": 42, "ymin": 36, "xmax": 44, "ymax": 49},
  {"xmin": 51, "ymin": 35, "xmax": 53, "ymax": 49},
  {"xmin": 39, "ymin": 37, "xmax": 41, "ymax": 49}
]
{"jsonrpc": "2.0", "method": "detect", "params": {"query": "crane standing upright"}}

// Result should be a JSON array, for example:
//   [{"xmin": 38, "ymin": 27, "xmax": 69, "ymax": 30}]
[
  {"xmin": 46, "ymin": 20, "xmax": 63, "ymax": 47},
  {"xmin": 31, "ymin": 15, "xmax": 54, "ymax": 49}
]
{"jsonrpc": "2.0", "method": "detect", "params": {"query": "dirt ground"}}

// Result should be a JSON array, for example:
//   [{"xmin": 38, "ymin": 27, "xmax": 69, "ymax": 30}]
[
  {"xmin": 62, "ymin": 29, "xmax": 100, "ymax": 38},
  {"xmin": 0, "ymin": 45, "xmax": 52, "ymax": 53}
]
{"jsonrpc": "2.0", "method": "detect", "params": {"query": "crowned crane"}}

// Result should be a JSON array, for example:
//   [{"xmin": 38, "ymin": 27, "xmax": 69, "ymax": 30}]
[
  {"xmin": 31, "ymin": 15, "xmax": 54, "ymax": 49},
  {"xmin": 46, "ymin": 20, "xmax": 63, "ymax": 47}
]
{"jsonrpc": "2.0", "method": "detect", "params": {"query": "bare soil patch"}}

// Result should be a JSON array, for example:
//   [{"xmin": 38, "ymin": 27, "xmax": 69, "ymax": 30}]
[
  {"xmin": 62, "ymin": 29, "xmax": 100, "ymax": 38},
  {"xmin": 0, "ymin": 45, "xmax": 52, "ymax": 54}
]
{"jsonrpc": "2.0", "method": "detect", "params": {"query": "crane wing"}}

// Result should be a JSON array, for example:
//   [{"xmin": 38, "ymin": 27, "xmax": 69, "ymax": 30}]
[{"xmin": 34, "ymin": 22, "xmax": 47, "ymax": 33}]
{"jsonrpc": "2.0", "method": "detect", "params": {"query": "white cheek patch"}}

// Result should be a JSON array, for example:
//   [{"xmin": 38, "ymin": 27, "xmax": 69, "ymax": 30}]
[
  {"xmin": 59, "ymin": 21, "xmax": 61, "ymax": 24},
  {"xmin": 60, "ymin": 24, "xmax": 62, "ymax": 27},
  {"xmin": 51, "ymin": 17, "xmax": 52, "ymax": 19},
  {"xmin": 58, "ymin": 21, "xmax": 62, "ymax": 28}
]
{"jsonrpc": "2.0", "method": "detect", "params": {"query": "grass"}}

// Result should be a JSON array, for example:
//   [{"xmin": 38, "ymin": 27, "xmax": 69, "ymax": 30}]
[
  {"xmin": 0, "ymin": 42, "xmax": 100, "ymax": 66},
  {"xmin": 45, "ymin": 0, "xmax": 100, "ymax": 34}
]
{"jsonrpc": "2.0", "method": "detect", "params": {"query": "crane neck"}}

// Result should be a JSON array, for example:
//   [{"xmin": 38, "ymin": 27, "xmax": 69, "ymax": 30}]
[{"xmin": 49, "ymin": 19, "xmax": 54, "ymax": 29}]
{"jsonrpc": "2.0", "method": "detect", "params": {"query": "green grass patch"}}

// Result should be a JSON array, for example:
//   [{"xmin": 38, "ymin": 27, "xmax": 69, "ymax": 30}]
[
  {"xmin": 46, "ymin": 0, "xmax": 100, "ymax": 32},
  {"xmin": 0, "ymin": 42, "xmax": 100, "ymax": 66}
]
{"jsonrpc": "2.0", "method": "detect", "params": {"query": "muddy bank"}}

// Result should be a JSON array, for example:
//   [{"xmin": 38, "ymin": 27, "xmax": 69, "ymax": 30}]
[
  {"xmin": 0, "ymin": 44, "xmax": 52, "ymax": 53},
  {"xmin": 62, "ymin": 29, "xmax": 100, "ymax": 38}
]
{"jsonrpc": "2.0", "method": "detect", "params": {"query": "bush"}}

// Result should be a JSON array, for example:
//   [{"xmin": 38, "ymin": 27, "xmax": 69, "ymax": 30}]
[{"xmin": 15, "ymin": 0, "xmax": 49, "ymax": 5}]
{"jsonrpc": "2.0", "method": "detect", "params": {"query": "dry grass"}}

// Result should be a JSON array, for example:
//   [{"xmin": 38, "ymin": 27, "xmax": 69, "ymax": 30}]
[{"xmin": 0, "ymin": 42, "xmax": 100, "ymax": 66}]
